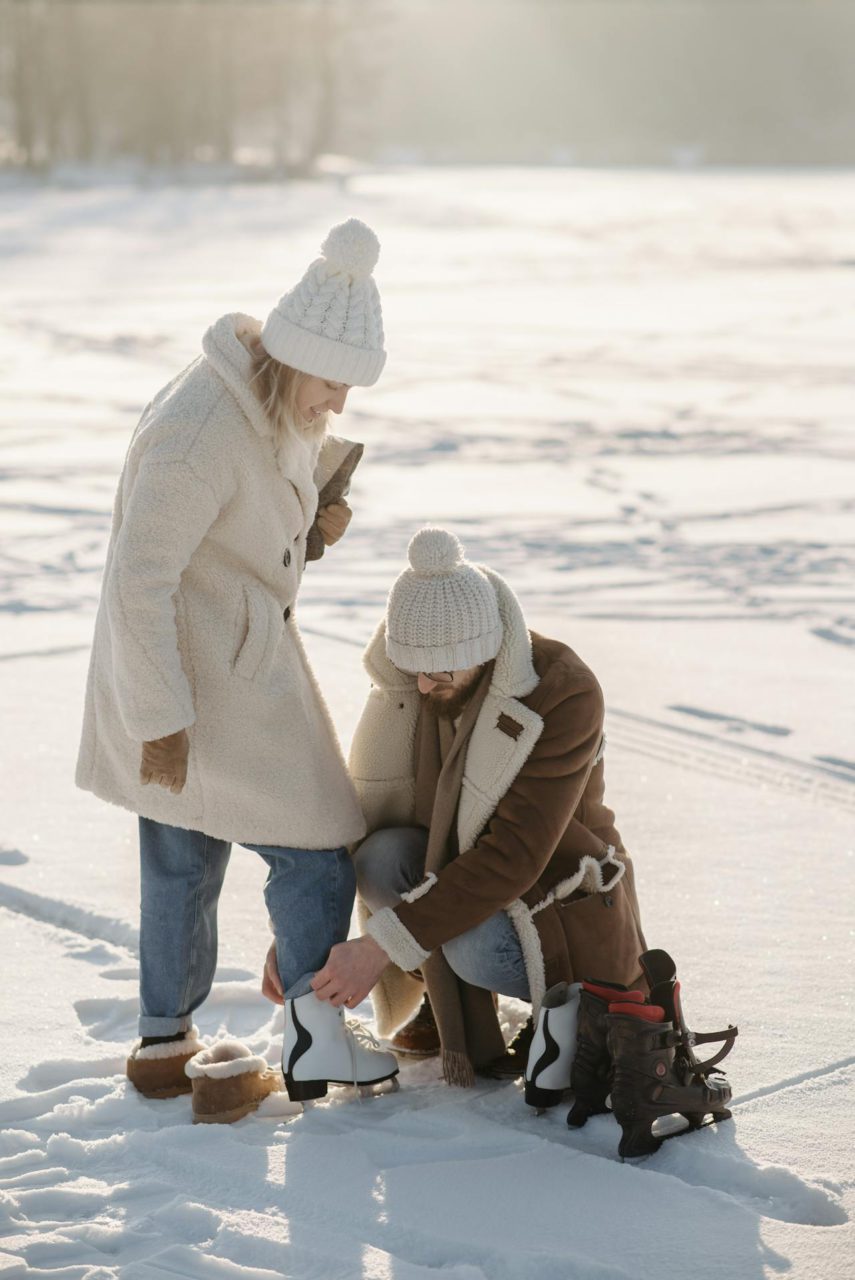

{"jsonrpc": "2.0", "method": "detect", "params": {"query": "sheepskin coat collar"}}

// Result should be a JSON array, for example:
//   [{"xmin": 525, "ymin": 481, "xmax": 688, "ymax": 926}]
[
  {"xmin": 202, "ymin": 312, "xmax": 321, "ymax": 531},
  {"xmin": 202, "ymin": 312, "xmax": 273, "ymax": 440},
  {"xmin": 76, "ymin": 313, "xmax": 366, "ymax": 848}
]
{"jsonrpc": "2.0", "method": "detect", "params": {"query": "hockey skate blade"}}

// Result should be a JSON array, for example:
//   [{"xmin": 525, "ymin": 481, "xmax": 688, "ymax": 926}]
[{"xmin": 618, "ymin": 1110, "xmax": 732, "ymax": 1160}]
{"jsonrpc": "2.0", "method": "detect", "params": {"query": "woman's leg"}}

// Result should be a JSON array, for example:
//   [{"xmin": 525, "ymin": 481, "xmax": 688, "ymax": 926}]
[
  {"xmin": 138, "ymin": 816, "xmax": 232, "ymax": 1037},
  {"xmin": 249, "ymin": 845, "xmax": 357, "ymax": 1000},
  {"xmin": 442, "ymin": 911, "xmax": 531, "ymax": 1001}
]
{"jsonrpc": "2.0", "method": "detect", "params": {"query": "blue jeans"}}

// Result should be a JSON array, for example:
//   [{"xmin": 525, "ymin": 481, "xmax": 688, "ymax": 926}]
[
  {"xmin": 353, "ymin": 826, "xmax": 531, "ymax": 1001},
  {"xmin": 137, "ymin": 816, "xmax": 356, "ymax": 1037}
]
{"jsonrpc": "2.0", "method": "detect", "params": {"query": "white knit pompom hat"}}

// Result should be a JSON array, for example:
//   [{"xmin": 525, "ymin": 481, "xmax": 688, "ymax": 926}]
[
  {"xmin": 385, "ymin": 529, "xmax": 503, "ymax": 673},
  {"xmin": 261, "ymin": 218, "xmax": 386, "ymax": 387}
]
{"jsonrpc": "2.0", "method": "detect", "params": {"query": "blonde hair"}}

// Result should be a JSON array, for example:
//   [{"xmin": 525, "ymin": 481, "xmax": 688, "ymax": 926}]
[{"xmin": 248, "ymin": 336, "xmax": 328, "ymax": 446}]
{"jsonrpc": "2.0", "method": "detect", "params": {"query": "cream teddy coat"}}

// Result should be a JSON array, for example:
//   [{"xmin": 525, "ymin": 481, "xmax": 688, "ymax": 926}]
[{"xmin": 75, "ymin": 312, "xmax": 367, "ymax": 849}]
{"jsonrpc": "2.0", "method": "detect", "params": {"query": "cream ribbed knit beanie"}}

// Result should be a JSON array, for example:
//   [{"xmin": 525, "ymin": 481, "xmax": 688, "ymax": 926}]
[
  {"xmin": 385, "ymin": 529, "xmax": 503, "ymax": 673},
  {"xmin": 261, "ymin": 218, "xmax": 386, "ymax": 386}
]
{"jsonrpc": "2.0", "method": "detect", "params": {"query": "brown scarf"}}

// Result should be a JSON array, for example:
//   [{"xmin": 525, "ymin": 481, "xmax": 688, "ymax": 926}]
[{"xmin": 413, "ymin": 661, "xmax": 506, "ymax": 1085}]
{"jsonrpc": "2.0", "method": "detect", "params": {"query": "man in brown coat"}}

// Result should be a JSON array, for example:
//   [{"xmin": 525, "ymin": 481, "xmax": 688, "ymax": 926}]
[{"xmin": 275, "ymin": 527, "xmax": 646, "ymax": 1087}]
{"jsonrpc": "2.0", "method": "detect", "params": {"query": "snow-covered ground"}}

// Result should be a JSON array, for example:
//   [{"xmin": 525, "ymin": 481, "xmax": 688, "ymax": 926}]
[{"xmin": 0, "ymin": 168, "xmax": 853, "ymax": 1279}]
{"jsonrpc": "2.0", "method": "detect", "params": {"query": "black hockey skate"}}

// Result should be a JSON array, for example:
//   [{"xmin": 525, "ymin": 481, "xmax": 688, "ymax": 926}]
[
  {"xmin": 566, "ymin": 979, "xmax": 645, "ymax": 1128},
  {"xmin": 607, "ymin": 948, "xmax": 738, "ymax": 1159}
]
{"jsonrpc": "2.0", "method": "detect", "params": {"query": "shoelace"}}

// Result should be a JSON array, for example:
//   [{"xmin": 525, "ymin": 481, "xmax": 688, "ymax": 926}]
[{"xmin": 342, "ymin": 1013, "xmax": 383, "ymax": 1101}]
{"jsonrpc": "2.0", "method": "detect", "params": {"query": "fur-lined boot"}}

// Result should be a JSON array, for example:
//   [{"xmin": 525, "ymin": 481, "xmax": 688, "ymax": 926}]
[
  {"xmin": 185, "ymin": 1041, "xmax": 282, "ymax": 1124},
  {"xmin": 126, "ymin": 1027, "xmax": 202, "ymax": 1099}
]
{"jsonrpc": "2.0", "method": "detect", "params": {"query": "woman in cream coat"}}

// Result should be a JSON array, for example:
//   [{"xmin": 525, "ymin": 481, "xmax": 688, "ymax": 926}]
[{"xmin": 76, "ymin": 219, "xmax": 397, "ymax": 1096}]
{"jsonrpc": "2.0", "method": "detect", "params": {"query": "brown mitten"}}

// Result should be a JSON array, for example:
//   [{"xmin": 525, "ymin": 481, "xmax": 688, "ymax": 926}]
[{"xmin": 140, "ymin": 729, "xmax": 189, "ymax": 794}]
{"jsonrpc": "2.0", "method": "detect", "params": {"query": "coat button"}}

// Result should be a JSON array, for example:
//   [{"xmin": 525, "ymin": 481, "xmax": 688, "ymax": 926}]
[
  {"xmin": 283, "ymin": 548, "xmax": 291, "ymax": 568},
  {"xmin": 283, "ymin": 607, "xmax": 291, "ymax": 623},
  {"xmin": 603, "ymin": 895, "xmax": 614, "ymax": 908}
]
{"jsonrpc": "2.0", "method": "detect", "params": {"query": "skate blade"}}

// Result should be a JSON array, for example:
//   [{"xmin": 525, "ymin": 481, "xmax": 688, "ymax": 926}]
[
  {"xmin": 654, "ymin": 1108, "xmax": 732, "ymax": 1139},
  {"xmin": 355, "ymin": 1076, "xmax": 400, "ymax": 1100},
  {"xmin": 620, "ymin": 1109, "xmax": 731, "ymax": 1156}
]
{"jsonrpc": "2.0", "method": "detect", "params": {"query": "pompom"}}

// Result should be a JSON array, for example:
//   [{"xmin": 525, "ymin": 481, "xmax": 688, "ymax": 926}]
[
  {"xmin": 321, "ymin": 218, "xmax": 381, "ymax": 280},
  {"xmin": 408, "ymin": 527, "xmax": 464, "ymax": 577}
]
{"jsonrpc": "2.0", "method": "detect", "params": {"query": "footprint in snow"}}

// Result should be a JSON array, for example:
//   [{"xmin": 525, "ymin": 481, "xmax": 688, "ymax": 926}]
[{"xmin": 0, "ymin": 847, "xmax": 28, "ymax": 866}]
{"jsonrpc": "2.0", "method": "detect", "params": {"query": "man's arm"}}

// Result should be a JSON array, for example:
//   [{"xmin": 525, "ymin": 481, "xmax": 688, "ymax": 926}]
[
  {"xmin": 260, "ymin": 676, "xmax": 604, "ymax": 1009},
  {"xmin": 262, "ymin": 934, "xmax": 389, "ymax": 1008}
]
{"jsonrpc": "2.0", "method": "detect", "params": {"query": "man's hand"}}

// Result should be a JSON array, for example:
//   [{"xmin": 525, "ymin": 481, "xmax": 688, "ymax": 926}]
[
  {"xmin": 140, "ymin": 728, "xmax": 189, "ymax": 793},
  {"xmin": 316, "ymin": 499, "xmax": 352, "ymax": 547},
  {"xmin": 311, "ymin": 936, "xmax": 389, "ymax": 1008},
  {"xmin": 262, "ymin": 941, "xmax": 284, "ymax": 1005}
]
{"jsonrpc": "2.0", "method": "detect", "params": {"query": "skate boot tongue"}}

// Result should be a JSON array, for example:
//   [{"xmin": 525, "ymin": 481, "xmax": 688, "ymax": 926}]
[
  {"xmin": 647, "ymin": 976, "xmax": 681, "ymax": 1025},
  {"xmin": 639, "ymin": 948, "xmax": 677, "ymax": 990}
]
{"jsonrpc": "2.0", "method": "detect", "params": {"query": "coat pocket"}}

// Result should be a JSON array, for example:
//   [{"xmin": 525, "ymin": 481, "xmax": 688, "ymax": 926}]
[
  {"xmin": 557, "ymin": 881, "xmax": 645, "ymax": 989},
  {"xmin": 232, "ymin": 585, "xmax": 283, "ymax": 683}
]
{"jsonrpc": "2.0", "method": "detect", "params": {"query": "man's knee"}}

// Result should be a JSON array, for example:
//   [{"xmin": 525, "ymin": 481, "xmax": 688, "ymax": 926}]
[
  {"xmin": 442, "ymin": 914, "xmax": 531, "ymax": 1001},
  {"xmin": 353, "ymin": 826, "xmax": 428, "ymax": 912},
  {"xmin": 442, "ymin": 926, "xmax": 487, "ymax": 988}
]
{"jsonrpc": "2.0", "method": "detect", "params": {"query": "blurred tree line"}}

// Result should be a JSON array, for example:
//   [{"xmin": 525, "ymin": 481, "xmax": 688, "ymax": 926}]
[
  {"xmin": 0, "ymin": 0, "xmax": 391, "ymax": 173},
  {"xmin": 1, "ymin": 0, "xmax": 852, "ymax": 172}
]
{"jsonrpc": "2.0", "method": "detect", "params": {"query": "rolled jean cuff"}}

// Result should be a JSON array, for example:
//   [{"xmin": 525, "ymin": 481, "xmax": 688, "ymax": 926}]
[
  {"xmin": 284, "ymin": 971, "xmax": 315, "ymax": 1000},
  {"xmin": 137, "ymin": 1014, "xmax": 194, "ymax": 1038}
]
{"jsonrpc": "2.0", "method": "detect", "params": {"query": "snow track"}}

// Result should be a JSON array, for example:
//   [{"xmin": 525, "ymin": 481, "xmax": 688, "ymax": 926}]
[
  {"xmin": 606, "ymin": 709, "xmax": 855, "ymax": 813},
  {"xmin": 0, "ymin": 884, "xmax": 139, "ymax": 954},
  {"xmin": 0, "ymin": 902, "xmax": 850, "ymax": 1278},
  {"xmin": 1, "ymin": 169, "xmax": 853, "ymax": 1278}
]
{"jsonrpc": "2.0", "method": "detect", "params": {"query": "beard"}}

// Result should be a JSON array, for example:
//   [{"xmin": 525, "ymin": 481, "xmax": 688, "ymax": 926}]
[{"xmin": 424, "ymin": 680, "xmax": 480, "ymax": 721}]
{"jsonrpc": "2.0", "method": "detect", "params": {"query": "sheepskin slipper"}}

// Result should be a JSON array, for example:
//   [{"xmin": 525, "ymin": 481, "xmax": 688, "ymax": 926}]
[
  {"xmin": 185, "ymin": 1040, "xmax": 281, "ymax": 1124},
  {"xmin": 126, "ymin": 1028, "xmax": 202, "ymax": 1099}
]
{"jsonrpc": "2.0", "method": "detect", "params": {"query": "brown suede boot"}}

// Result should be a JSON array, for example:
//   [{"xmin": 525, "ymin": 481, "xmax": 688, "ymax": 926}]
[
  {"xmin": 185, "ymin": 1041, "xmax": 281, "ymax": 1124},
  {"xmin": 390, "ymin": 996, "xmax": 440, "ymax": 1057},
  {"xmin": 126, "ymin": 1027, "xmax": 202, "ymax": 1099}
]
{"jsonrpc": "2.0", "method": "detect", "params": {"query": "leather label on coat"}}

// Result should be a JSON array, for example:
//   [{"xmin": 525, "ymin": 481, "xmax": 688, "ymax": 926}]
[{"xmin": 497, "ymin": 712, "xmax": 523, "ymax": 740}]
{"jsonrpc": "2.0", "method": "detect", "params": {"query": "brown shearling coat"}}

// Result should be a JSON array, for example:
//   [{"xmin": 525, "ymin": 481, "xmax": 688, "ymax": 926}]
[
  {"xmin": 350, "ymin": 565, "xmax": 647, "ymax": 1073},
  {"xmin": 396, "ymin": 632, "xmax": 646, "ymax": 997}
]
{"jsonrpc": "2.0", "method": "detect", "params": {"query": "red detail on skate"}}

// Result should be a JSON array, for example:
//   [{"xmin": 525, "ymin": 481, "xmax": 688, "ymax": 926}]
[
  {"xmin": 609, "ymin": 1002, "xmax": 666, "ymax": 1022},
  {"xmin": 655, "ymin": 1061, "xmax": 667, "ymax": 1077},
  {"xmin": 582, "ymin": 981, "xmax": 645, "ymax": 1004}
]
